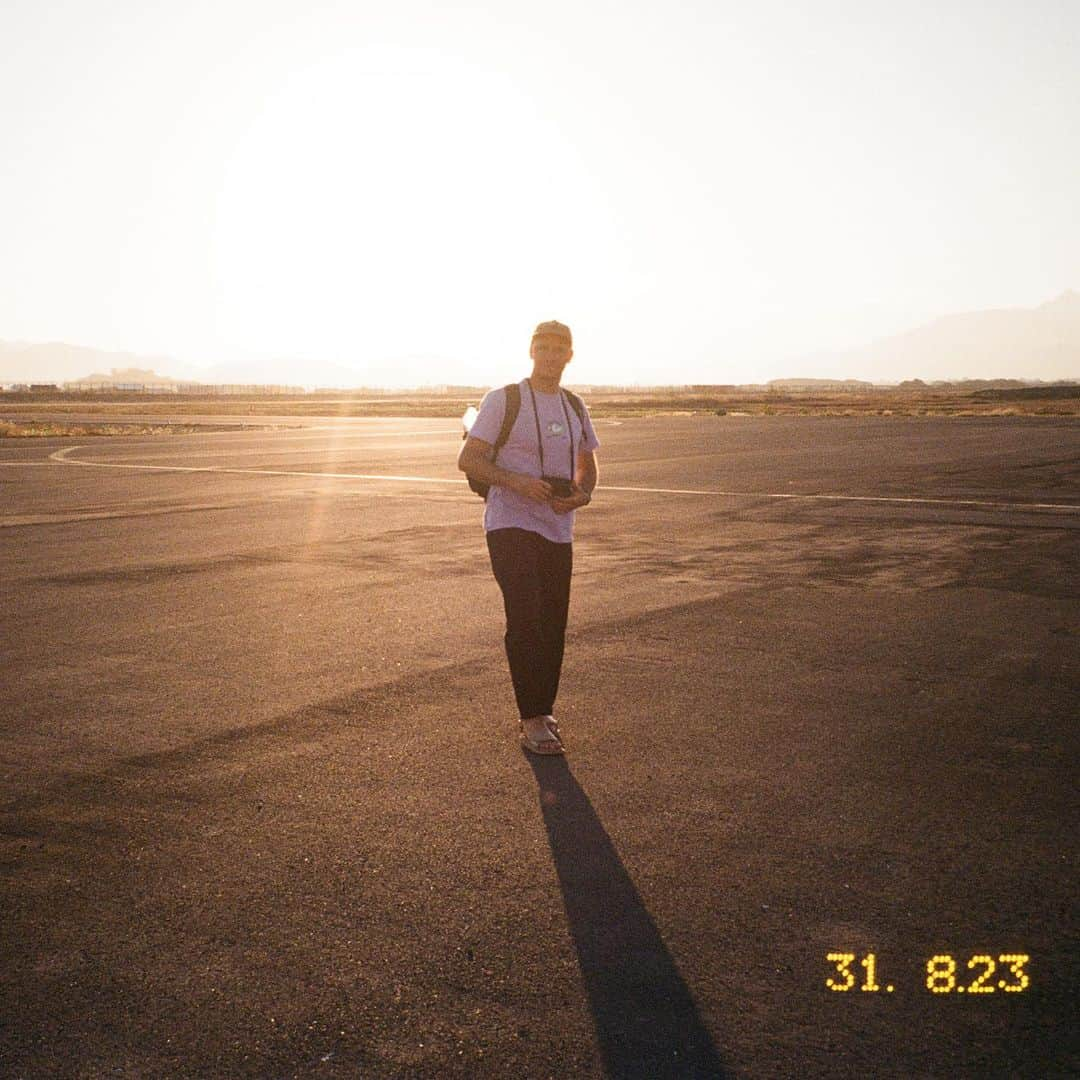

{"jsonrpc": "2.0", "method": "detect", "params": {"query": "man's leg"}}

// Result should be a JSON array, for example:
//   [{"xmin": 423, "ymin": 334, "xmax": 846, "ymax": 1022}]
[
  {"xmin": 536, "ymin": 538, "xmax": 573, "ymax": 716},
  {"xmin": 486, "ymin": 528, "xmax": 550, "ymax": 720}
]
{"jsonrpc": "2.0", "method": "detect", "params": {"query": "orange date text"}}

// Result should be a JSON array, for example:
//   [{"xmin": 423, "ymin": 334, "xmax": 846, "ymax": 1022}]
[{"xmin": 825, "ymin": 952, "xmax": 1030, "ymax": 995}]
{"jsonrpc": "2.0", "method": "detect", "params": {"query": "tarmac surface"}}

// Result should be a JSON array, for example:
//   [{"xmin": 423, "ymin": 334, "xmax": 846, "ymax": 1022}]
[{"xmin": 1, "ymin": 413, "xmax": 1078, "ymax": 1078}]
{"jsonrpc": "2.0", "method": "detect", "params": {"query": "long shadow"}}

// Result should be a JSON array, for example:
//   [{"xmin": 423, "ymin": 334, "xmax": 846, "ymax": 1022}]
[{"xmin": 527, "ymin": 754, "xmax": 727, "ymax": 1079}]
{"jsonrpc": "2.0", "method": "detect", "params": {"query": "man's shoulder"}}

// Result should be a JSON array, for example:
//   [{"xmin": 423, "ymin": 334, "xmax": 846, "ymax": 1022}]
[
  {"xmin": 562, "ymin": 387, "xmax": 586, "ymax": 411},
  {"xmin": 563, "ymin": 388, "xmax": 595, "ymax": 427},
  {"xmin": 480, "ymin": 380, "xmax": 525, "ymax": 408},
  {"xmin": 564, "ymin": 389, "xmax": 599, "ymax": 449},
  {"xmin": 473, "ymin": 382, "xmax": 525, "ymax": 443}
]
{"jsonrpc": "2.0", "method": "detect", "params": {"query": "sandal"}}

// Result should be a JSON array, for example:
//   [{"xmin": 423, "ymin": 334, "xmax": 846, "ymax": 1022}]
[{"xmin": 519, "ymin": 718, "xmax": 564, "ymax": 755}]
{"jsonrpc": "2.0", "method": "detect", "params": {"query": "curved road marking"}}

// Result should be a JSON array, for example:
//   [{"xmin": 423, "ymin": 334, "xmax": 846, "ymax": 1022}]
[
  {"xmin": 250, "ymin": 427, "xmax": 462, "ymax": 438},
  {"xmin": 48, "ymin": 446, "xmax": 1080, "ymax": 513},
  {"xmin": 49, "ymin": 445, "xmax": 465, "ymax": 485}
]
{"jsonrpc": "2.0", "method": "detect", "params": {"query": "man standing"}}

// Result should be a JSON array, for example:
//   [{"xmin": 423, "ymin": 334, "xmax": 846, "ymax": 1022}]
[{"xmin": 458, "ymin": 320, "xmax": 600, "ymax": 755}]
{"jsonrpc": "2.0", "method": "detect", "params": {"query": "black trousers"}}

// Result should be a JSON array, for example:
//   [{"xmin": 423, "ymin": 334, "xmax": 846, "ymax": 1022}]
[{"xmin": 486, "ymin": 527, "xmax": 574, "ymax": 719}]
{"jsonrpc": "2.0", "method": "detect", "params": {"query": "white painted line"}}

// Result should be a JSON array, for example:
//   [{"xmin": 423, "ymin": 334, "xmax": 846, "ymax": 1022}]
[
  {"xmin": 600, "ymin": 484, "xmax": 1080, "ymax": 512},
  {"xmin": 48, "ymin": 447, "xmax": 1080, "ymax": 513},
  {"xmin": 86, "ymin": 439, "xmax": 461, "ymax": 462},
  {"xmin": 49, "ymin": 446, "xmax": 464, "ymax": 485},
  {"xmin": 229, "ymin": 427, "xmax": 462, "ymax": 439}
]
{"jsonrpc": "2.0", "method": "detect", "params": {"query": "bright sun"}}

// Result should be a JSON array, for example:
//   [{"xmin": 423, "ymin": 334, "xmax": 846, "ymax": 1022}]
[{"xmin": 210, "ymin": 46, "xmax": 623, "ymax": 379}]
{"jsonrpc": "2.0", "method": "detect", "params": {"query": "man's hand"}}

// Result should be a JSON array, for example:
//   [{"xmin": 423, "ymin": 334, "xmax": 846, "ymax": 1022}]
[
  {"xmin": 511, "ymin": 475, "xmax": 554, "ymax": 503},
  {"xmin": 551, "ymin": 484, "xmax": 591, "ymax": 515},
  {"xmin": 460, "ymin": 439, "xmax": 553, "ymax": 502}
]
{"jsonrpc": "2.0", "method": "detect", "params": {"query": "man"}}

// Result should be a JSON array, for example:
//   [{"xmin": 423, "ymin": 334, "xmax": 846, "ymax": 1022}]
[{"xmin": 458, "ymin": 320, "xmax": 600, "ymax": 755}]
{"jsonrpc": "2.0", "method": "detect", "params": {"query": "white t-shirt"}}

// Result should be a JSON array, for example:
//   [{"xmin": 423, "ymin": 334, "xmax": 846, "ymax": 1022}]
[{"xmin": 470, "ymin": 379, "xmax": 600, "ymax": 544}]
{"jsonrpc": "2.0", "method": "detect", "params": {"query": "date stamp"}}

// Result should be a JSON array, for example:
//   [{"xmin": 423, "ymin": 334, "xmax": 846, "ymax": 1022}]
[{"xmin": 826, "ymin": 952, "xmax": 1031, "ymax": 995}]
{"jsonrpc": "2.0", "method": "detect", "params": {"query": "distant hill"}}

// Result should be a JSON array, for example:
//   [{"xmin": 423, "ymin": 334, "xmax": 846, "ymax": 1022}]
[
  {"xmin": 767, "ymin": 378, "xmax": 876, "ymax": 391},
  {"xmin": 67, "ymin": 367, "xmax": 181, "ymax": 387},
  {"xmin": 0, "ymin": 341, "xmax": 187, "ymax": 385},
  {"xmin": 0, "ymin": 341, "xmax": 365, "ymax": 389},
  {"xmin": 812, "ymin": 290, "xmax": 1080, "ymax": 382}
]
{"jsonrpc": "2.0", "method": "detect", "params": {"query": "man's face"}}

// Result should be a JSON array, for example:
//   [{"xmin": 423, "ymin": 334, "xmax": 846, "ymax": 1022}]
[{"xmin": 530, "ymin": 335, "xmax": 573, "ymax": 376}]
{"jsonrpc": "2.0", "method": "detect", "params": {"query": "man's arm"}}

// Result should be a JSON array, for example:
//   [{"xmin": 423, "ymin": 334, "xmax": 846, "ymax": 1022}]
[
  {"xmin": 551, "ymin": 448, "xmax": 598, "ymax": 514},
  {"xmin": 457, "ymin": 436, "xmax": 553, "ymax": 502},
  {"xmin": 576, "ymin": 448, "xmax": 598, "ymax": 497}
]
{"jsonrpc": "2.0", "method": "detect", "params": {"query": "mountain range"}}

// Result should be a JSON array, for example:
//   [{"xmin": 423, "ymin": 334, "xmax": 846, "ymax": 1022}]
[
  {"xmin": 3, "ymin": 291, "xmax": 1079, "ymax": 387},
  {"xmin": 807, "ymin": 290, "xmax": 1080, "ymax": 383}
]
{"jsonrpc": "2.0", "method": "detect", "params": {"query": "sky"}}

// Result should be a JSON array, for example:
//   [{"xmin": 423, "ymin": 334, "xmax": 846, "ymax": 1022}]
[{"xmin": 2, "ymin": 0, "xmax": 1078, "ymax": 387}]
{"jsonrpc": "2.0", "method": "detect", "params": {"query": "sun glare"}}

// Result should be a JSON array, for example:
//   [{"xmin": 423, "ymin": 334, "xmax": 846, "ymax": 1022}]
[{"xmin": 210, "ymin": 47, "xmax": 624, "ymax": 380}]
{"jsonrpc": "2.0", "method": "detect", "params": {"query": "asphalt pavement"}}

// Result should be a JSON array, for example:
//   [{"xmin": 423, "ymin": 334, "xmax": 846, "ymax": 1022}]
[{"xmin": 1, "ymin": 414, "xmax": 1078, "ymax": 1078}]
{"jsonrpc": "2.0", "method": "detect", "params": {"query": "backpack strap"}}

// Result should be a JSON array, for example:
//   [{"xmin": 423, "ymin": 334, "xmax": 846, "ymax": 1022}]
[
  {"xmin": 562, "ymin": 388, "xmax": 587, "ymax": 431},
  {"xmin": 465, "ymin": 383, "xmax": 523, "ymax": 500},
  {"xmin": 491, "ymin": 383, "xmax": 521, "ymax": 463}
]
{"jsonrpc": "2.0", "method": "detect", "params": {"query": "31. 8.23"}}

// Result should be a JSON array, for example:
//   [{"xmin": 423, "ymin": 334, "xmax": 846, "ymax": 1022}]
[{"xmin": 826, "ymin": 953, "xmax": 1030, "ymax": 995}]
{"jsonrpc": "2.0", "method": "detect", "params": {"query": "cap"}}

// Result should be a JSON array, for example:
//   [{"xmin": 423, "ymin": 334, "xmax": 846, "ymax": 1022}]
[{"xmin": 532, "ymin": 320, "xmax": 572, "ymax": 345}]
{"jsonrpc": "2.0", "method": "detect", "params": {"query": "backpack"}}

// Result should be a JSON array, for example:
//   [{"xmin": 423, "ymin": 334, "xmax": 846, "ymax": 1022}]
[{"xmin": 463, "ymin": 382, "xmax": 587, "ymax": 499}]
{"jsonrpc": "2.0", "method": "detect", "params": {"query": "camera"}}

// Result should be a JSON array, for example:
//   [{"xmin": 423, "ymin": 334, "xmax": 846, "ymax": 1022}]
[{"xmin": 543, "ymin": 476, "xmax": 574, "ymax": 499}]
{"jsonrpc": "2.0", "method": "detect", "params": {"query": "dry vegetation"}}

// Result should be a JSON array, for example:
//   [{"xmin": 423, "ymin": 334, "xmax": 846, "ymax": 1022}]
[
  {"xmin": 0, "ymin": 420, "xmax": 235, "ymax": 438},
  {"xmin": 1, "ymin": 386, "xmax": 1077, "ymax": 425},
  {"xmin": 583, "ymin": 388, "xmax": 1079, "ymax": 417}
]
